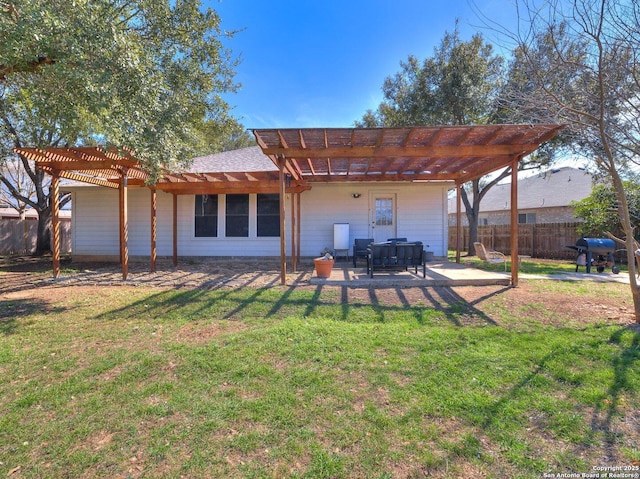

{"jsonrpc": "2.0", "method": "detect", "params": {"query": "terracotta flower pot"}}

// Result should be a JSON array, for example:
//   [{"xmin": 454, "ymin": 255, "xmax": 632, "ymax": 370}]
[{"xmin": 314, "ymin": 257, "xmax": 335, "ymax": 278}]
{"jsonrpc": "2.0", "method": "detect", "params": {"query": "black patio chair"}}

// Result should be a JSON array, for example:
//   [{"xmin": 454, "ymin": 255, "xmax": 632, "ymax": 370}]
[{"xmin": 352, "ymin": 238, "xmax": 374, "ymax": 267}]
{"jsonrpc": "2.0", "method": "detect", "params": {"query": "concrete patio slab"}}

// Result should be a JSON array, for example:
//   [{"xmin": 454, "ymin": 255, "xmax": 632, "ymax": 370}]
[
  {"xmin": 309, "ymin": 260, "xmax": 633, "ymax": 287},
  {"xmin": 310, "ymin": 260, "xmax": 511, "ymax": 287}
]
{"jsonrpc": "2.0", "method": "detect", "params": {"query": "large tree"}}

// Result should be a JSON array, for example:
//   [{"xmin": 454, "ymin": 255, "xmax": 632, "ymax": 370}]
[
  {"xmin": 195, "ymin": 118, "xmax": 255, "ymax": 156},
  {"xmin": 497, "ymin": 0, "xmax": 640, "ymax": 321},
  {"xmin": 357, "ymin": 25, "xmax": 541, "ymax": 252},
  {"xmin": 0, "ymin": 0, "xmax": 239, "ymax": 254}
]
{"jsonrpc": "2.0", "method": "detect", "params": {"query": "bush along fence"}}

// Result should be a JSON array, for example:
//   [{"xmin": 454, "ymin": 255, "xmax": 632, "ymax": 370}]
[
  {"xmin": 449, "ymin": 222, "xmax": 587, "ymax": 260},
  {"xmin": 0, "ymin": 216, "xmax": 71, "ymax": 255}
]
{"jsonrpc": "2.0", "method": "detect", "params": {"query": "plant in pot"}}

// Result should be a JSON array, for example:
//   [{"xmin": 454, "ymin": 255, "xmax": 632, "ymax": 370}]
[{"xmin": 314, "ymin": 248, "xmax": 335, "ymax": 278}]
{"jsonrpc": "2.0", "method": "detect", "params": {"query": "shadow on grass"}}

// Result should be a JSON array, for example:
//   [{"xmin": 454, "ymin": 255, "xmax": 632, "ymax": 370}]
[
  {"xmin": 91, "ymin": 280, "xmax": 507, "ymax": 327},
  {"xmin": 472, "ymin": 324, "xmax": 640, "ymax": 466},
  {"xmin": 0, "ymin": 297, "xmax": 62, "ymax": 334},
  {"xmin": 590, "ymin": 325, "xmax": 640, "ymax": 461}
]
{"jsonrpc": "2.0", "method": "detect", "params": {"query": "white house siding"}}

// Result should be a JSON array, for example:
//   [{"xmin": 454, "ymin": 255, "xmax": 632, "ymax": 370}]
[
  {"xmin": 69, "ymin": 181, "xmax": 450, "ymax": 259},
  {"xmin": 298, "ymin": 182, "xmax": 450, "ymax": 258},
  {"xmin": 71, "ymin": 187, "xmax": 173, "ymax": 258},
  {"xmin": 71, "ymin": 188, "xmax": 119, "ymax": 256},
  {"xmin": 70, "ymin": 186, "xmax": 292, "ymax": 259}
]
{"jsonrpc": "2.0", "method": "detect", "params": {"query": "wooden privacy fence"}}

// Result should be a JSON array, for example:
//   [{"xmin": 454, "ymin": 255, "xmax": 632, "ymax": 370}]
[
  {"xmin": 448, "ymin": 222, "xmax": 582, "ymax": 259},
  {"xmin": 0, "ymin": 217, "xmax": 71, "ymax": 255}
]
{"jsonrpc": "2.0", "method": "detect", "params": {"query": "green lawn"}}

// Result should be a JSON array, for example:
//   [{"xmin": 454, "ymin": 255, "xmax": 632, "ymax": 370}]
[{"xmin": 1, "ymin": 281, "xmax": 638, "ymax": 478}]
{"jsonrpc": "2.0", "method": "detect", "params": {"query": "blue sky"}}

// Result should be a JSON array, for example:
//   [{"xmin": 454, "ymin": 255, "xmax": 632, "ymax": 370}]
[{"xmin": 209, "ymin": 0, "xmax": 518, "ymax": 129}]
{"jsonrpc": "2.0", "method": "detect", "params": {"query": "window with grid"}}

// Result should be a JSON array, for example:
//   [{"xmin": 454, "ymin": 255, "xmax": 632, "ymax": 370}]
[
  {"xmin": 226, "ymin": 194, "xmax": 249, "ymax": 237},
  {"xmin": 257, "ymin": 194, "xmax": 280, "ymax": 237},
  {"xmin": 194, "ymin": 194, "xmax": 218, "ymax": 237}
]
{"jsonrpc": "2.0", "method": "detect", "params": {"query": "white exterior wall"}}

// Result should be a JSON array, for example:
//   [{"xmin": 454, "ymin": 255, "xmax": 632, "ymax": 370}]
[
  {"xmin": 71, "ymin": 187, "xmax": 292, "ymax": 258},
  {"xmin": 70, "ymin": 181, "xmax": 450, "ymax": 259},
  {"xmin": 71, "ymin": 187, "xmax": 174, "ymax": 257},
  {"xmin": 299, "ymin": 182, "xmax": 449, "ymax": 257}
]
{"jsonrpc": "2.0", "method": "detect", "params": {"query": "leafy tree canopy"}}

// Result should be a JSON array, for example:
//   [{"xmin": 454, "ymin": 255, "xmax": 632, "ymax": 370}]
[
  {"xmin": 0, "ymin": 0, "xmax": 239, "ymax": 177},
  {"xmin": 0, "ymin": 0, "xmax": 242, "ymax": 254},
  {"xmin": 571, "ymin": 181, "xmax": 640, "ymax": 242},
  {"xmin": 195, "ymin": 118, "xmax": 254, "ymax": 156}
]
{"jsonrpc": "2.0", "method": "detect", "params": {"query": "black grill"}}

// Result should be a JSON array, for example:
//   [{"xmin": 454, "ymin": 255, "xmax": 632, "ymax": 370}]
[{"xmin": 567, "ymin": 237, "xmax": 619, "ymax": 273}]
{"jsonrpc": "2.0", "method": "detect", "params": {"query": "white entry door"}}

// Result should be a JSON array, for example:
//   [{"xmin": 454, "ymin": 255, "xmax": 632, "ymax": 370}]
[{"xmin": 370, "ymin": 193, "xmax": 397, "ymax": 243}]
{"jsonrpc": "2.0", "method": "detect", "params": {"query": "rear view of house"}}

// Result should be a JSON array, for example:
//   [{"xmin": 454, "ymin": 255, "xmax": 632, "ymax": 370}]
[{"xmin": 65, "ymin": 145, "xmax": 450, "ymax": 261}]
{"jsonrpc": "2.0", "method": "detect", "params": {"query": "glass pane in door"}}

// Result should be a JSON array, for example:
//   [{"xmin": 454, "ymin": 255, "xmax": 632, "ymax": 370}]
[{"xmin": 375, "ymin": 198, "xmax": 393, "ymax": 226}]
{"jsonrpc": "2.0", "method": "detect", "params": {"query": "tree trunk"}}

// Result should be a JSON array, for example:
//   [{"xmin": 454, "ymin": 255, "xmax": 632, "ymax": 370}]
[
  {"xmin": 461, "ymin": 179, "xmax": 483, "ymax": 253},
  {"xmin": 34, "ymin": 207, "xmax": 52, "ymax": 256},
  {"xmin": 631, "ymin": 281, "xmax": 640, "ymax": 324},
  {"xmin": 609, "ymin": 170, "xmax": 640, "ymax": 323},
  {"xmin": 466, "ymin": 208, "xmax": 479, "ymax": 254}
]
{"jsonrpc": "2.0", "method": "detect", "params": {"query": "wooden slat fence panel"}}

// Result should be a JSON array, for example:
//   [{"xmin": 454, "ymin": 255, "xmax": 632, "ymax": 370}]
[
  {"xmin": 448, "ymin": 222, "xmax": 581, "ymax": 259},
  {"xmin": 0, "ymin": 218, "xmax": 71, "ymax": 255}
]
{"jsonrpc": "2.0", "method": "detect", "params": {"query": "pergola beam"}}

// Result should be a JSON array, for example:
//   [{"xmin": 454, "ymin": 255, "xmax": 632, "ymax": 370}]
[{"xmin": 260, "ymin": 144, "xmax": 536, "ymax": 159}]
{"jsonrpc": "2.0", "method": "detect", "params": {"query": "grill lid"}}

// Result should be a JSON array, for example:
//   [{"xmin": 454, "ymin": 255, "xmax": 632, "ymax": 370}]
[{"xmin": 575, "ymin": 237, "xmax": 615, "ymax": 253}]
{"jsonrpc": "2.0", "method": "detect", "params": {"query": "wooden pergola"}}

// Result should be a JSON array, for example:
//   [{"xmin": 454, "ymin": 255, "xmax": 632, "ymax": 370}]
[
  {"xmin": 15, "ymin": 124, "xmax": 563, "ymax": 286},
  {"xmin": 253, "ymin": 125, "xmax": 564, "ymax": 286}
]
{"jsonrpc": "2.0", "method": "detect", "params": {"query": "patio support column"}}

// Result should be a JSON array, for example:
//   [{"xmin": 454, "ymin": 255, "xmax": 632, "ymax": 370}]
[
  {"xmin": 150, "ymin": 188, "xmax": 157, "ymax": 273},
  {"xmin": 277, "ymin": 155, "xmax": 287, "ymax": 285},
  {"xmin": 296, "ymin": 192, "xmax": 301, "ymax": 264},
  {"xmin": 172, "ymin": 194, "xmax": 178, "ymax": 267},
  {"xmin": 290, "ymin": 190, "xmax": 297, "ymax": 272},
  {"xmin": 510, "ymin": 159, "xmax": 519, "ymax": 286},
  {"xmin": 456, "ymin": 182, "xmax": 462, "ymax": 264},
  {"xmin": 119, "ymin": 169, "xmax": 129, "ymax": 280},
  {"xmin": 50, "ymin": 170, "xmax": 61, "ymax": 278}
]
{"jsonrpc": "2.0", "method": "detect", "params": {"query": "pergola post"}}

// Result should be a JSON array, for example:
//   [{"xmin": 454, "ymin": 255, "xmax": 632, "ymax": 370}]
[
  {"xmin": 278, "ymin": 156, "xmax": 287, "ymax": 285},
  {"xmin": 150, "ymin": 188, "xmax": 157, "ymax": 272},
  {"xmin": 456, "ymin": 182, "xmax": 462, "ymax": 264},
  {"xmin": 510, "ymin": 160, "xmax": 519, "ymax": 286},
  {"xmin": 290, "ymin": 190, "xmax": 297, "ymax": 272},
  {"xmin": 50, "ymin": 171, "xmax": 61, "ymax": 278},
  {"xmin": 296, "ymin": 192, "xmax": 301, "ymax": 264},
  {"xmin": 119, "ymin": 169, "xmax": 129, "ymax": 280},
  {"xmin": 172, "ymin": 194, "xmax": 178, "ymax": 267}
]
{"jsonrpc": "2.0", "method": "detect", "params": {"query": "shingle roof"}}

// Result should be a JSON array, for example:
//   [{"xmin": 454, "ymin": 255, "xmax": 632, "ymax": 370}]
[
  {"xmin": 449, "ymin": 167, "xmax": 593, "ymax": 212},
  {"xmin": 188, "ymin": 146, "xmax": 276, "ymax": 173}
]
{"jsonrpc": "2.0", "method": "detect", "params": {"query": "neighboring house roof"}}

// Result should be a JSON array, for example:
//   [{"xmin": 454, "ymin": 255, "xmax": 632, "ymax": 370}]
[
  {"xmin": 448, "ymin": 166, "xmax": 594, "ymax": 213},
  {"xmin": 187, "ymin": 146, "xmax": 276, "ymax": 173}
]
